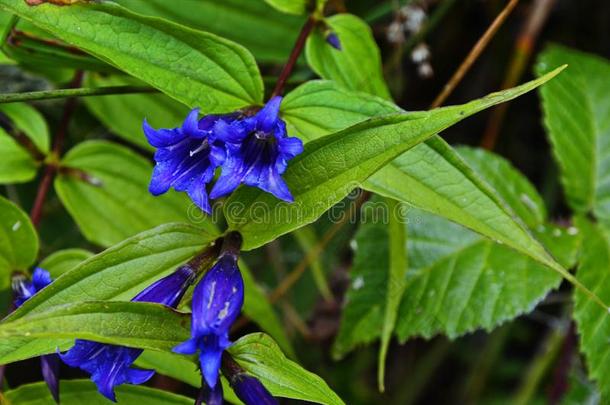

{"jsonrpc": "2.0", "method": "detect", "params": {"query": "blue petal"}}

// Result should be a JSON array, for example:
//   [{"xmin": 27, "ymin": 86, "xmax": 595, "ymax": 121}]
[
  {"xmin": 186, "ymin": 170, "xmax": 213, "ymax": 214},
  {"xmin": 209, "ymin": 155, "xmax": 245, "ymax": 199},
  {"xmin": 181, "ymin": 108, "xmax": 204, "ymax": 137},
  {"xmin": 248, "ymin": 166, "xmax": 293, "ymax": 202},
  {"xmin": 172, "ymin": 337, "xmax": 199, "ymax": 355},
  {"xmin": 143, "ymin": 119, "xmax": 185, "ymax": 148},
  {"xmin": 254, "ymin": 96, "xmax": 282, "ymax": 133},
  {"xmin": 204, "ymin": 382, "xmax": 224, "ymax": 405},
  {"xmin": 199, "ymin": 343, "xmax": 224, "ymax": 388},
  {"xmin": 40, "ymin": 354, "xmax": 60, "ymax": 403},
  {"xmin": 31, "ymin": 268, "xmax": 52, "ymax": 291},
  {"xmin": 132, "ymin": 265, "xmax": 196, "ymax": 306},
  {"xmin": 232, "ymin": 374, "xmax": 278, "ymax": 405},
  {"xmin": 125, "ymin": 368, "xmax": 155, "ymax": 385}
]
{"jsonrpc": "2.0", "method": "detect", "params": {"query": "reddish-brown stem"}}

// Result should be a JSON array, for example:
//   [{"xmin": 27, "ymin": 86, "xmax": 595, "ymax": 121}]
[
  {"xmin": 429, "ymin": 0, "xmax": 520, "ymax": 109},
  {"xmin": 270, "ymin": 16, "xmax": 316, "ymax": 98},
  {"xmin": 30, "ymin": 70, "xmax": 84, "ymax": 228},
  {"xmin": 481, "ymin": 0, "xmax": 556, "ymax": 150}
]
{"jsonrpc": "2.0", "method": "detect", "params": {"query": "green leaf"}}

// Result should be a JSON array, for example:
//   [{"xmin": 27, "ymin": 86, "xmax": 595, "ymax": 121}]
[
  {"xmin": 264, "ymin": 0, "xmax": 308, "ymax": 15},
  {"xmin": 0, "ymin": 103, "xmax": 49, "ymax": 183},
  {"xmin": 305, "ymin": 14, "xmax": 391, "ymax": 99},
  {"xmin": 572, "ymin": 217, "xmax": 610, "ymax": 401},
  {"xmin": 0, "ymin": 196, "xmax": 38, "ymax": 286},
  {"xmin": 0, "ymin": 0, "xmax": 263, "ymax": 111},
  {"xmin": 394, "ymin": 208, "xmax": 560, "ymax": 340},
  {"xmin": 5, "ymin": 380, "xmax": 194, "ymax": 404},
  {"xmin": 0, "ymin": 102, "xmax": 49, "ymax": 153},
  {"xmin": 0, "ymin": 301, "xmax": 190, "ymax": 362},
  {"xmin": 281, "ymin": 80, "xmax": 398, "ymax": 139},
  {"xmin": 335, "ymin": 147, "xmax": 564, "ymax": 356},
  {"xmin": 229, "ymin": 333, "xmax": 345, "ymax": 405},
  {"xmin": 38, "ymin": 248, "xmax": 94, "ymax": 278},
  {"xmin": 55, "ymin": 140, "xmax": 216, "ymax": 247},
  {"xmin": 83, "ymin": 74, "xmax": 189, "ymax": 150},
  {"xmin": 227, "ymin": 67, "xmax": 566, "ymax": 252},
  {"xmin": 116, "ymin": 0, "xmax": 302, "ymax": 63},
  {"xmin": 378, "ymin": 198, "xmax": 407, "ymax": 391},
  {"xmin": 8, "ymin": 223, "xmax": 214, "ymax": 322},
  {"xmin": 537, "ymin": 45, "xmax": 610, "ymax": 219}
]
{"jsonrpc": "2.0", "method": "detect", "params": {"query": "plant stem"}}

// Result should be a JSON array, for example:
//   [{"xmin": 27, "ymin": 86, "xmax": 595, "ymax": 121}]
[
  {"xmin": 0, "ymin": 15, "xmax": 18, "ymax": 47},
  {"xmin": 480, "ymin": 0, "xmax": 557, "ymax": 150},
  {"xmin": 430, "ymin": 0, "xmax": 520, "ymax": 108},
  {"xmin": 270, "ymin": 16, "xmax": 316, "ymax": 98},
  {"xmin": 0, "ymin": 85, "xmax": 156, "ymax": 104},
  {"xmin": 30, "ymin": 70, "xmax": 84, "ymax": 228}
]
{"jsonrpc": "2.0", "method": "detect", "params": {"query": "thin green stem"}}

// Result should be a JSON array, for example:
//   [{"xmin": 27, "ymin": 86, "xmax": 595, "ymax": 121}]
[{"xmin": 0, "ymin": 85, "xmax": 157, "ymax": 104}]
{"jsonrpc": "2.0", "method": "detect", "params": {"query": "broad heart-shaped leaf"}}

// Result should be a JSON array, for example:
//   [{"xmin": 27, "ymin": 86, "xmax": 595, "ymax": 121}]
[
  {"xmin": 229, "ymin": 333, "xmax": 345, "ymax": 405},
  {"xmin": 38, "ymin": 248, "xmax": 94, "ymax": 278},
  {"xmin": 5, "ymin": 380, "xmax": 195, "ymax": 405},
  {"xmin": 116, "ymin": 0, "xmax": 302, "ymax": 64},
  {"xmin": 537, "ymin": 46, "xmax": 610, "ymax": 220},
  {"xmin": 0, "ymin": 127, "xmax": 38, "ymax": 184},
  {"xmin": 55, "ymin": 140, "xmax": 216, "ymax": 247},
  {"xmin": 0, "ymin": 0, "xmax": 263, "ymax": 112},
  {"xmin": 83, "ymin": 74, "xmax": 189, "ymax": 150},
  {"xmin": 7, "ymin": 223, "xmax": 214, "ymax": 322},
  {"xmin": 0, "ymin": 196, "xmax": 38, "ymax": 284},
  {"xmin": 334, "ymin": 147, "xmax": 567, "ymax": 357},
  {"xmin": 0, "ymin": 301, "xmax": 190, "ymax": 363},
  {"xmin": 572, "ymin": 217, "xmax": 610, "ymax": 401},
  {"xmin": 0, "ymin": 102, "xmax": 49, "ymax": 154},
  {"xmin": 226, "ymin": 67, "xmax": 566, "ymax": 253},
  {"xmin": 305, "ymin": 14, "xmax": 391, "ymax": 99}
]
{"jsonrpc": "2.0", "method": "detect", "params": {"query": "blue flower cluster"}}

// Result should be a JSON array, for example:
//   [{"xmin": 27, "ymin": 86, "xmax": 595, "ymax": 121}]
[
  {"xmin": 15, "ymin": 238, "xmax": 276, "ymax": 404},
  {"xmin": 144, "ymin": 96, "xmax": 304, "ymax": 214}
]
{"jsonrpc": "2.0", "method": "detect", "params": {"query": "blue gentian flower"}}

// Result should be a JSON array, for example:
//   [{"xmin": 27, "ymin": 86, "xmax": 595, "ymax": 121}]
[
  {"xmin": 210, "ymin": 96, "xmax": 304, "ymax": 202},
  {"xmin": 325, "ymin": 32, "xmax": 342, "ymax": 50},
  {"xmin": 60, "ymin": 265, "xmax": 196, "ymax": 402},
  {"xmin": 173, "ymin": 253, "xmax": 244, "ymax": 389},
  {"xmin": 231, "ymin": 374, "xmax": 278, "ymax": 405},
  {"xmin": 12, "ymin": 268, "xmax": 59, "ymax": 403},
  {"xmin": 143, "ymin": 109, "xmax": 234, "ymax": 214}
]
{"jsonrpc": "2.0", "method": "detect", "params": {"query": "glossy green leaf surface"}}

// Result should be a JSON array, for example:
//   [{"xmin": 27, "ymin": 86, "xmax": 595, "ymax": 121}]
[
  {"xmin": 0, "ymin": 0, "xmax": 263, "ymax": 112},
  {"xmin": 0, "ymin": 102, "xmax": 49, "ymax": 153},
  {"xmin": 0, "ymin": 196, "xmax": 38, "ymax": 285},
  {"xmin": 229, "ymin": 333, "xmax": 345, "ymax": 405},
  {"xmin": 55, "ymin": 140, "xmax": 215, "ymax": 247},
  {"xmin": 306, "ymin": 14, "xmax": 391, "ymax": 99}
]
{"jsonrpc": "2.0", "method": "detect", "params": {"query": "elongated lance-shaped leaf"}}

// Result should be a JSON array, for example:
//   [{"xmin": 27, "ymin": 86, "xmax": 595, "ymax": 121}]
[
  {"xmin": 0, "ymin": 301, "xmax": 190, "ymax": 363},
  {"xmin": 378, "ymin": 197, "xmax": 408, "ymax": 392},
  {"xmin": 227, "ymin": 66, "xmax": 564, "ymax": 264},
  {"xmin": 280, "ymin": 74, "xmax": 608, "ymax": 310},
  {"xmin": 0, "ymin": 0, "xmax": 263, "ymax": 111},
  {"xmin": 5, "ymin": 380, "xmax": 195, "ymax": 405}
]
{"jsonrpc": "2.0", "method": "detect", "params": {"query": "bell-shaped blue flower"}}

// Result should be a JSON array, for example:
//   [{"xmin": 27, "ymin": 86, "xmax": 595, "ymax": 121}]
[
  {"xmin": 210, "ymin": 96, "xmax": 304, "ymax": 202},
  {"xmin": 60, "ymin": 266, "xmax": 197, "ymax": 402},
  {"xmin": 231, "ymin": 374, "xmax": 278, "ymax": 405},
  {"xmin": 173, "ymin": 253, "xmax": 244, "ymax": 389},
  {"xmin": 144, "ymin": 109, "xmax": 234, "ymax": 214},
  {"xmin": 12, "ymin": 268, "xmax": 59, "ymax": 403}
]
